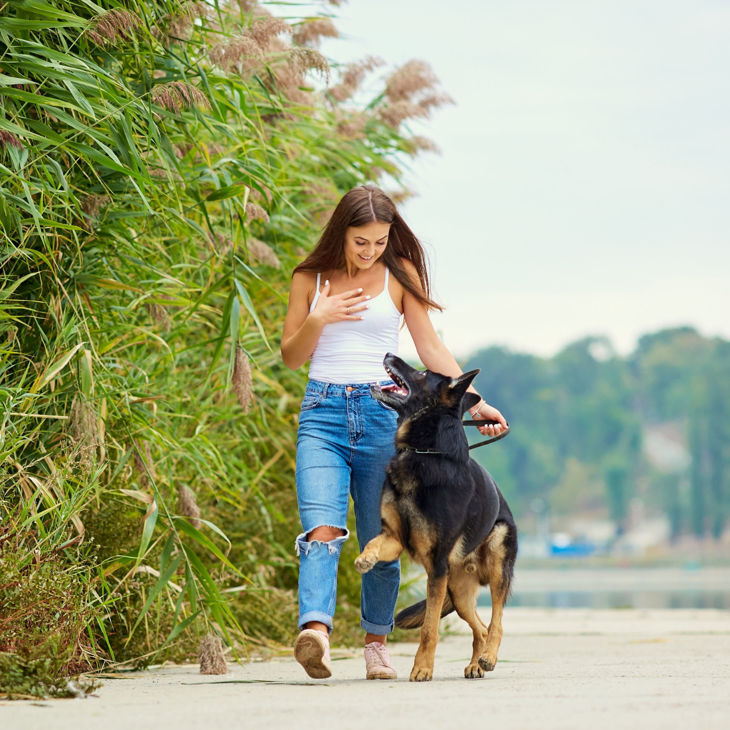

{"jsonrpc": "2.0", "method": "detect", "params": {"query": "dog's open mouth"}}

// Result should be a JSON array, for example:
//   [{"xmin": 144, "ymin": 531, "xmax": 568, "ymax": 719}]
[
  {"xmin": 371, "ymin": 366, "xmax": 409, "ymax": 405},
  {"xmin": 382, "ymin": 367, "xmax": 409, "ymax": 397}
]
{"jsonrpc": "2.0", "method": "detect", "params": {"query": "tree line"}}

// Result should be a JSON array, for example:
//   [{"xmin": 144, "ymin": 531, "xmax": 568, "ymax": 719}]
[{"xmin": 465, "ymin": 327, "xmax": 730, "ymax": 544}]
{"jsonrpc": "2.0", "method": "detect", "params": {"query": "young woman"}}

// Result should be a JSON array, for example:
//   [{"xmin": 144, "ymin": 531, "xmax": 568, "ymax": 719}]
[{"xmin": 280, "ymin": 185, "xmax": 507, "ymax": 680}]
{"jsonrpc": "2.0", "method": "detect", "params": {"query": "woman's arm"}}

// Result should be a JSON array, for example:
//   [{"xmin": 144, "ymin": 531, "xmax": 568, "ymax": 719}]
[
  {"xmin": 280, "ymin": 272, "xmax": 323, "ymax": 370},
  {"xmin": 400, "ymin": 261, "xmax": 508, "ymax": 434},
  {"xmin": 280, "ymin": 272, "xmax": 371, "ymax": 370}
]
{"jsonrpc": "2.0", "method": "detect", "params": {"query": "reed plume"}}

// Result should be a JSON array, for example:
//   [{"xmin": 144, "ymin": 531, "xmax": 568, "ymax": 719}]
[
  {"xmin": 151, "ymin": 81, "xmax": 208, "ymax": 113},
  {"xmin": 0, "ymin": 130, "xmax": 24, "ymax": 149},
  {"xmin": 81, "ymin": 194, "xmax": 110, "ymax": 217},
  {"xmin": 293, "ymin": 18, "xmax": 339, "ymax": 47},
  {"xmin": 232, "ymin": 346, "xmax": 254, "ymax": 413},
  {"xmin": 379, "ymin": 59, "xmax": 453, "ymax": 128},
  {"xmin": 250, "ymin": 15, "xmax": 291, "ymax": 50},
  {"xmin": 177, "ymin": 485, "xmax": 202, "ymax": 529},
  {"xmin": 199, "ymin": 634, "xmax": 227, "ymax": 674},
  {"xmin": 87, "ymin": 9, "xmax": 141, "ymax": 46},
  {"xmin": 69, "ymin": 396, "xmax": 102, "ymax": 474},
  {"xmin": 245, "ymin": 202, "xmax": 270, "ymax": 222},
  {"xmin": 158, "ymin": 2, "xmax": 210, "ymax": 43},
  {"xmin": 329, "ymin": 56, "xmax": 384, "ymax": 102},
  {"xmin": 248, "ymin": 238, "xmax": 281, "ymax": 269},
  {"xmin": 209, "ymin": 34, "xmax": 263, "ymax": 74}
]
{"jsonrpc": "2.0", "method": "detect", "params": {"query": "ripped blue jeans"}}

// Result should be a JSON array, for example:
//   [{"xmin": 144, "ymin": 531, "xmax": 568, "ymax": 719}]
[{"xmin": 295, "ymin": 379, "xmax": 399, "ymax": 635}]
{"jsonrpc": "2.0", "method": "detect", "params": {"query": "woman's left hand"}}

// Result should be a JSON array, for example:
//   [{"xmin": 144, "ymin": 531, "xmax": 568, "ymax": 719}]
[{"xmin": 469, "ymin": 400, "xmax": 508, "ymax": 437}]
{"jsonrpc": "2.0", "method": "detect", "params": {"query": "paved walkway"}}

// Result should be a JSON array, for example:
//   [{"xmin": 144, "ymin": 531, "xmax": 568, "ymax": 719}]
[{"xmin": 3, "ymin": 608, "xmax": 729, "ymax": 730}]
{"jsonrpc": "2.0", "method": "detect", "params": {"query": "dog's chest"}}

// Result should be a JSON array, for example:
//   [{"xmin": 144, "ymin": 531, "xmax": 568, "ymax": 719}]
[
  {"xmin": 387, "ymin": 458, "xmax": 425, "ymax": 506},
  {"xmin": 387, "ymin": 457, "xmax": 445, "ymax": 514},
  {"xmin": 386, "ymin": 459, "xmax": 463, "ymax": 563},
  {"xmin": 386, "ymin": 458, "xmax": 424, "ymax": 497},
  {"xmin": 387, "ymin": 454, "xmax": 468, "ymax": 496},
  {"xmin": 386, "ymin": 454, "xmax": 483, "ymax": 538}
]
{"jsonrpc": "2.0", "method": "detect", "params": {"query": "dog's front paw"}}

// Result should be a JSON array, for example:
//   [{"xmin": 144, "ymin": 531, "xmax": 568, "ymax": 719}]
[
  {"xmin": 464, "ymin": 662, "xmax": 484, "ymax": 679},
  {"xmin": 354, "ymin": 553, "xmax": 377, "ymax": 574},
  {"xmin": 410, "ymin": 664, "xmax": 433, "ymax": 682},
  {"xmin": 478, "ymin": 654, "xmax": 497, "ymax": 672}
]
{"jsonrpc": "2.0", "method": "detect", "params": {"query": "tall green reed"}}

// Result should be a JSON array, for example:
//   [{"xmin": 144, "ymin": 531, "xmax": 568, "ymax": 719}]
[{"xmin": 0, "ymin": 0, "xmax": 450, "ymax": 688}]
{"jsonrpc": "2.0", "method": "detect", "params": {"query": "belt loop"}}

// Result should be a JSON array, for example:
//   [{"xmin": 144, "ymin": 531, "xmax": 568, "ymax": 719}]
[{"xmin": 323, "ymin": 382, "xmax": 328, "ymax": 398}]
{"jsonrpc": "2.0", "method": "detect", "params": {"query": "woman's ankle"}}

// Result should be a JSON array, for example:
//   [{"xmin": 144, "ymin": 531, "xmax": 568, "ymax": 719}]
[{"xmin": 303, "ymin": 621, "xmax": 330, "ymax": 636}]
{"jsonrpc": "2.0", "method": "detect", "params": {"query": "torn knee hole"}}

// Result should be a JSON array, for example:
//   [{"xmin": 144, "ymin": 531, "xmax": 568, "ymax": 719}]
[
  {"xmin": 295, "ymin": 527, "xmax": 349, "ymax": 557},
  {"xmin": 307, "ymin": 525, "xmax": 346, "ymax": 542}
]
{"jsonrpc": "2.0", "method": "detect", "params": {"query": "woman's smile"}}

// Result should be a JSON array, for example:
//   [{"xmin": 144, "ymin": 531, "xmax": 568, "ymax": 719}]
[{"xmin": 344, "ymin": 221, "xmax": 391, "ymax": 274}]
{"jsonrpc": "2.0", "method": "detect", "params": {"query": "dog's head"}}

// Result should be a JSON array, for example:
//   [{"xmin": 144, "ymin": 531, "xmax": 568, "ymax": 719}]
[{"xmin": 371, "ymin": 352, "xmax": 481, "ymax": 420}]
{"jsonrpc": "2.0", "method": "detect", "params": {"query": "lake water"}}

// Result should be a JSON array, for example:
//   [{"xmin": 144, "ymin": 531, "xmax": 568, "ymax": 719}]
[{"xmin": 477, "ymin": 567, "xmax": 730, "ymax": 610}]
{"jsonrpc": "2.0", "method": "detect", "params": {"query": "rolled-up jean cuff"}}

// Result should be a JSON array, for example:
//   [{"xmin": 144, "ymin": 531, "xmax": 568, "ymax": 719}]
[
  {"xmin": 361, "ymin": 617, "xmax": 394, "ymax": 635},
  {"xmin": 299, "ymin": 611, "xmax": 334, "ymax": 632}
]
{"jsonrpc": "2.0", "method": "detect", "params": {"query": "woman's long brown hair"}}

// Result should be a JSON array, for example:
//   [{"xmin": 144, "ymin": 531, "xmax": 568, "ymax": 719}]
[{"xmin": 293, "ymin": 185, "xmax": 442, "ymax": 311}]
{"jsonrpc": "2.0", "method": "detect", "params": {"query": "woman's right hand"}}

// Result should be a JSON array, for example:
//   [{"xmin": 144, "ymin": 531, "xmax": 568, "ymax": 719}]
[{"xmin": 310, "ymin": 279, "xmax": 370, "ymax": 325}]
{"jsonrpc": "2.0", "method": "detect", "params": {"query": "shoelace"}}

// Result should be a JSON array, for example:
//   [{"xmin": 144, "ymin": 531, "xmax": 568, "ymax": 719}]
[{"xmin": 364, "ymin": 642, "xmax": 394, "ymax": 669}]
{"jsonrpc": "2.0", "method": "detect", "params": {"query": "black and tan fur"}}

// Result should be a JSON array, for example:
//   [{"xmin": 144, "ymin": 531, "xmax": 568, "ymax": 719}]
[{"xmin": 355, "ymin": 353, "xmax": 517, "ymax": 681}]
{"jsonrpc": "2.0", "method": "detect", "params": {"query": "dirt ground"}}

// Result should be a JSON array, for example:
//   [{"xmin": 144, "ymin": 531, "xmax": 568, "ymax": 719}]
[{"xmin": 3, "ymin": 608, "xmax": 729, "ymax": 730}]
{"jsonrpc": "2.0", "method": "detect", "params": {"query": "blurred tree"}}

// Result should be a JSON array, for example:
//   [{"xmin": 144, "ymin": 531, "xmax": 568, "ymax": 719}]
[
  {"xmin": 466, "ymin": 328, "xmax": 728, "ymax": 543},
  {"xmin": 631, "ymin": 327, "xmax": 712, "ymax": 422},
  {"xmin": 603, "ymin": 455, "xmax": 629, "ymax": 536},
  {"xmin": 688, "ymin": 409, "xmax": 708, "ymax": 538}
]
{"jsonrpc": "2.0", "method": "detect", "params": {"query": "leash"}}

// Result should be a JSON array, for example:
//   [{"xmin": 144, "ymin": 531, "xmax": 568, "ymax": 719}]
[
  {"xmin": 399, "ymin": 419, "xmax": 510, "ymax": 455},
  {"xmin": 463, "ymin": 419, "xmax": 511, "ymax": 450}
]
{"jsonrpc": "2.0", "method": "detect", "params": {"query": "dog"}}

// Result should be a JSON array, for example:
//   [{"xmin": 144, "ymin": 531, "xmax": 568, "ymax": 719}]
[{"xmin": 354, "ymin": 353, "xmax": 518, "ymax": 681}]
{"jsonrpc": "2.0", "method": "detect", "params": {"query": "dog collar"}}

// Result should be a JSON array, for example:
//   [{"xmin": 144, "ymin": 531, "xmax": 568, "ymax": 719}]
[{"xmin": 398, "ymin": 446, "xmax": 446, "ymax": 456}]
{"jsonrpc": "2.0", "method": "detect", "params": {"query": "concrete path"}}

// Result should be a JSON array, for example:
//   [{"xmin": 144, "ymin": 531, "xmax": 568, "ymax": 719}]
[{"xmin": 3, "ymin": 608, "xmax": 729, "ymax": 730}]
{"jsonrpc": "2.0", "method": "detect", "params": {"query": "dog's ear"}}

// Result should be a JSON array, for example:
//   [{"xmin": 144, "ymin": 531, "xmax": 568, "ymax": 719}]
[
  {"xmin": 448, "ymin": 369, "xmax": 480, "ymax": 396},
  {"xmin": 461, "ymin": 392, "xmax": 481, "ymax": 416},
  {"xmin": 442, "ymin": 369, "xmax": 480, "ymax": 410}
]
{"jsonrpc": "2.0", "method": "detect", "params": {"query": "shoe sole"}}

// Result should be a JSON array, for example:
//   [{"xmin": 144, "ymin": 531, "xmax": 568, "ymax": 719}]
[
  {"xmin": 294, "ymin": 634, "xmax": 331, "ymax": 679},
  {"xmin": 367, "ymin": 669, "xmax": 397, "ymax": 680}
]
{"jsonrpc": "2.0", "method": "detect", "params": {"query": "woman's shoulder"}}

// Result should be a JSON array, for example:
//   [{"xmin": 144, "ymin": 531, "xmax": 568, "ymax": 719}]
[
  {"xmin": 393, "ymin": 257, "xmax": 421, "ymax": 287},
  {"xmin": 292, "ymin": 269, "xmax": 320, "ymax": 285},
  {"xmin": 289, "ymin": 269, "xmax": 321, "ymax": 302}
]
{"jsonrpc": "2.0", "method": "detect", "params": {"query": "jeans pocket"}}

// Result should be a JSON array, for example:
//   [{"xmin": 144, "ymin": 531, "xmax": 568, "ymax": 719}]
[{"xmin": 301, "ymin": 389, "xmax": 323, "ymax": 411}]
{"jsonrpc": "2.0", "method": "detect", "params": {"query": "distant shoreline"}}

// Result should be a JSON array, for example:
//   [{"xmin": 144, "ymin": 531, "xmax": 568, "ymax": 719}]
[{"xmin": 493, "ymin": 565, "xmax": 730, "ymax": 610}]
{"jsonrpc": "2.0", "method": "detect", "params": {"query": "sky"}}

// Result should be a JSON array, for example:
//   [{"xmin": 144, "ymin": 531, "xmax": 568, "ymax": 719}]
[{"xmin": 282, "ymin": 1, "xmax": 730, "ymax": 359}]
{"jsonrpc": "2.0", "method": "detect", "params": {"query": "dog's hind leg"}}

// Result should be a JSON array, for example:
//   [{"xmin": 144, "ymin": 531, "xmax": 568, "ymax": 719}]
[
  {"xmin": 448, "ymin": 568, "xmax": 489, "ymax": 679},
  {"xmin": 410, "ymin": 572, "xmax": 448, "ymax": 681},
  {"xmin": 479, "ymin": 581, "xmax": 506, "ymax": 673},
  {"xmin": 478, "ymin": 523, "xmax": 514, "ymax": 672}
]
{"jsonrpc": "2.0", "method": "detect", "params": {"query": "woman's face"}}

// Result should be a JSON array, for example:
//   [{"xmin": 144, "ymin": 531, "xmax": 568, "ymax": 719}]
[{"xmin": 343, "ymin": 220, "xmax": 391, "ymax": 273}]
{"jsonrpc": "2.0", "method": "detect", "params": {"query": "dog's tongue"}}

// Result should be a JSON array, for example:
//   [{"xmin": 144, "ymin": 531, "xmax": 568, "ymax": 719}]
[{"xmin": 381, "ymin": 383, "xmax": 407, "ymax": 396}]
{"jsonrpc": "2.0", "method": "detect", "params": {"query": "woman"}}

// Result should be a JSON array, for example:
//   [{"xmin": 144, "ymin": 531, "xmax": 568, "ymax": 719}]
[{"xmin": 281, "ymin": 185, "xmax": 507, "ymax": 680}]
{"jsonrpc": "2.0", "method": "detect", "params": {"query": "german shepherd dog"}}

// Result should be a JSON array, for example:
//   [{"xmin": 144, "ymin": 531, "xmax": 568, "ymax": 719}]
[{"xmin": 355, "ymin": 353, "xmax": 517, "ymax": 682}]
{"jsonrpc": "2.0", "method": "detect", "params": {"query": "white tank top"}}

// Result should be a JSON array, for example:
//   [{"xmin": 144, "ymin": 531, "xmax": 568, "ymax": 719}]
[{"xmin": 308, "ymin": 267, "xmax": 402, "ymax": 384}]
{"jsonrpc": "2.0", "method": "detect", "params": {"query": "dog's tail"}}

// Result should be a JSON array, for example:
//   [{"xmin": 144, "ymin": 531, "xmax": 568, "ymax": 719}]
[{"xmin": 394, "ymin": 593, "xmax": 455, "ymax": 629}]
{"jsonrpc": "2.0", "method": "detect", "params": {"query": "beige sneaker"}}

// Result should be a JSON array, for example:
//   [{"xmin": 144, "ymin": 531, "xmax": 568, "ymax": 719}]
[
  {"xmin": 294, "ymin": 629, "xmax": 331, "ymax": 679},
  {"xmin": 364, "ymin": 641, "xmax": 397, "ymax": 680}
]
